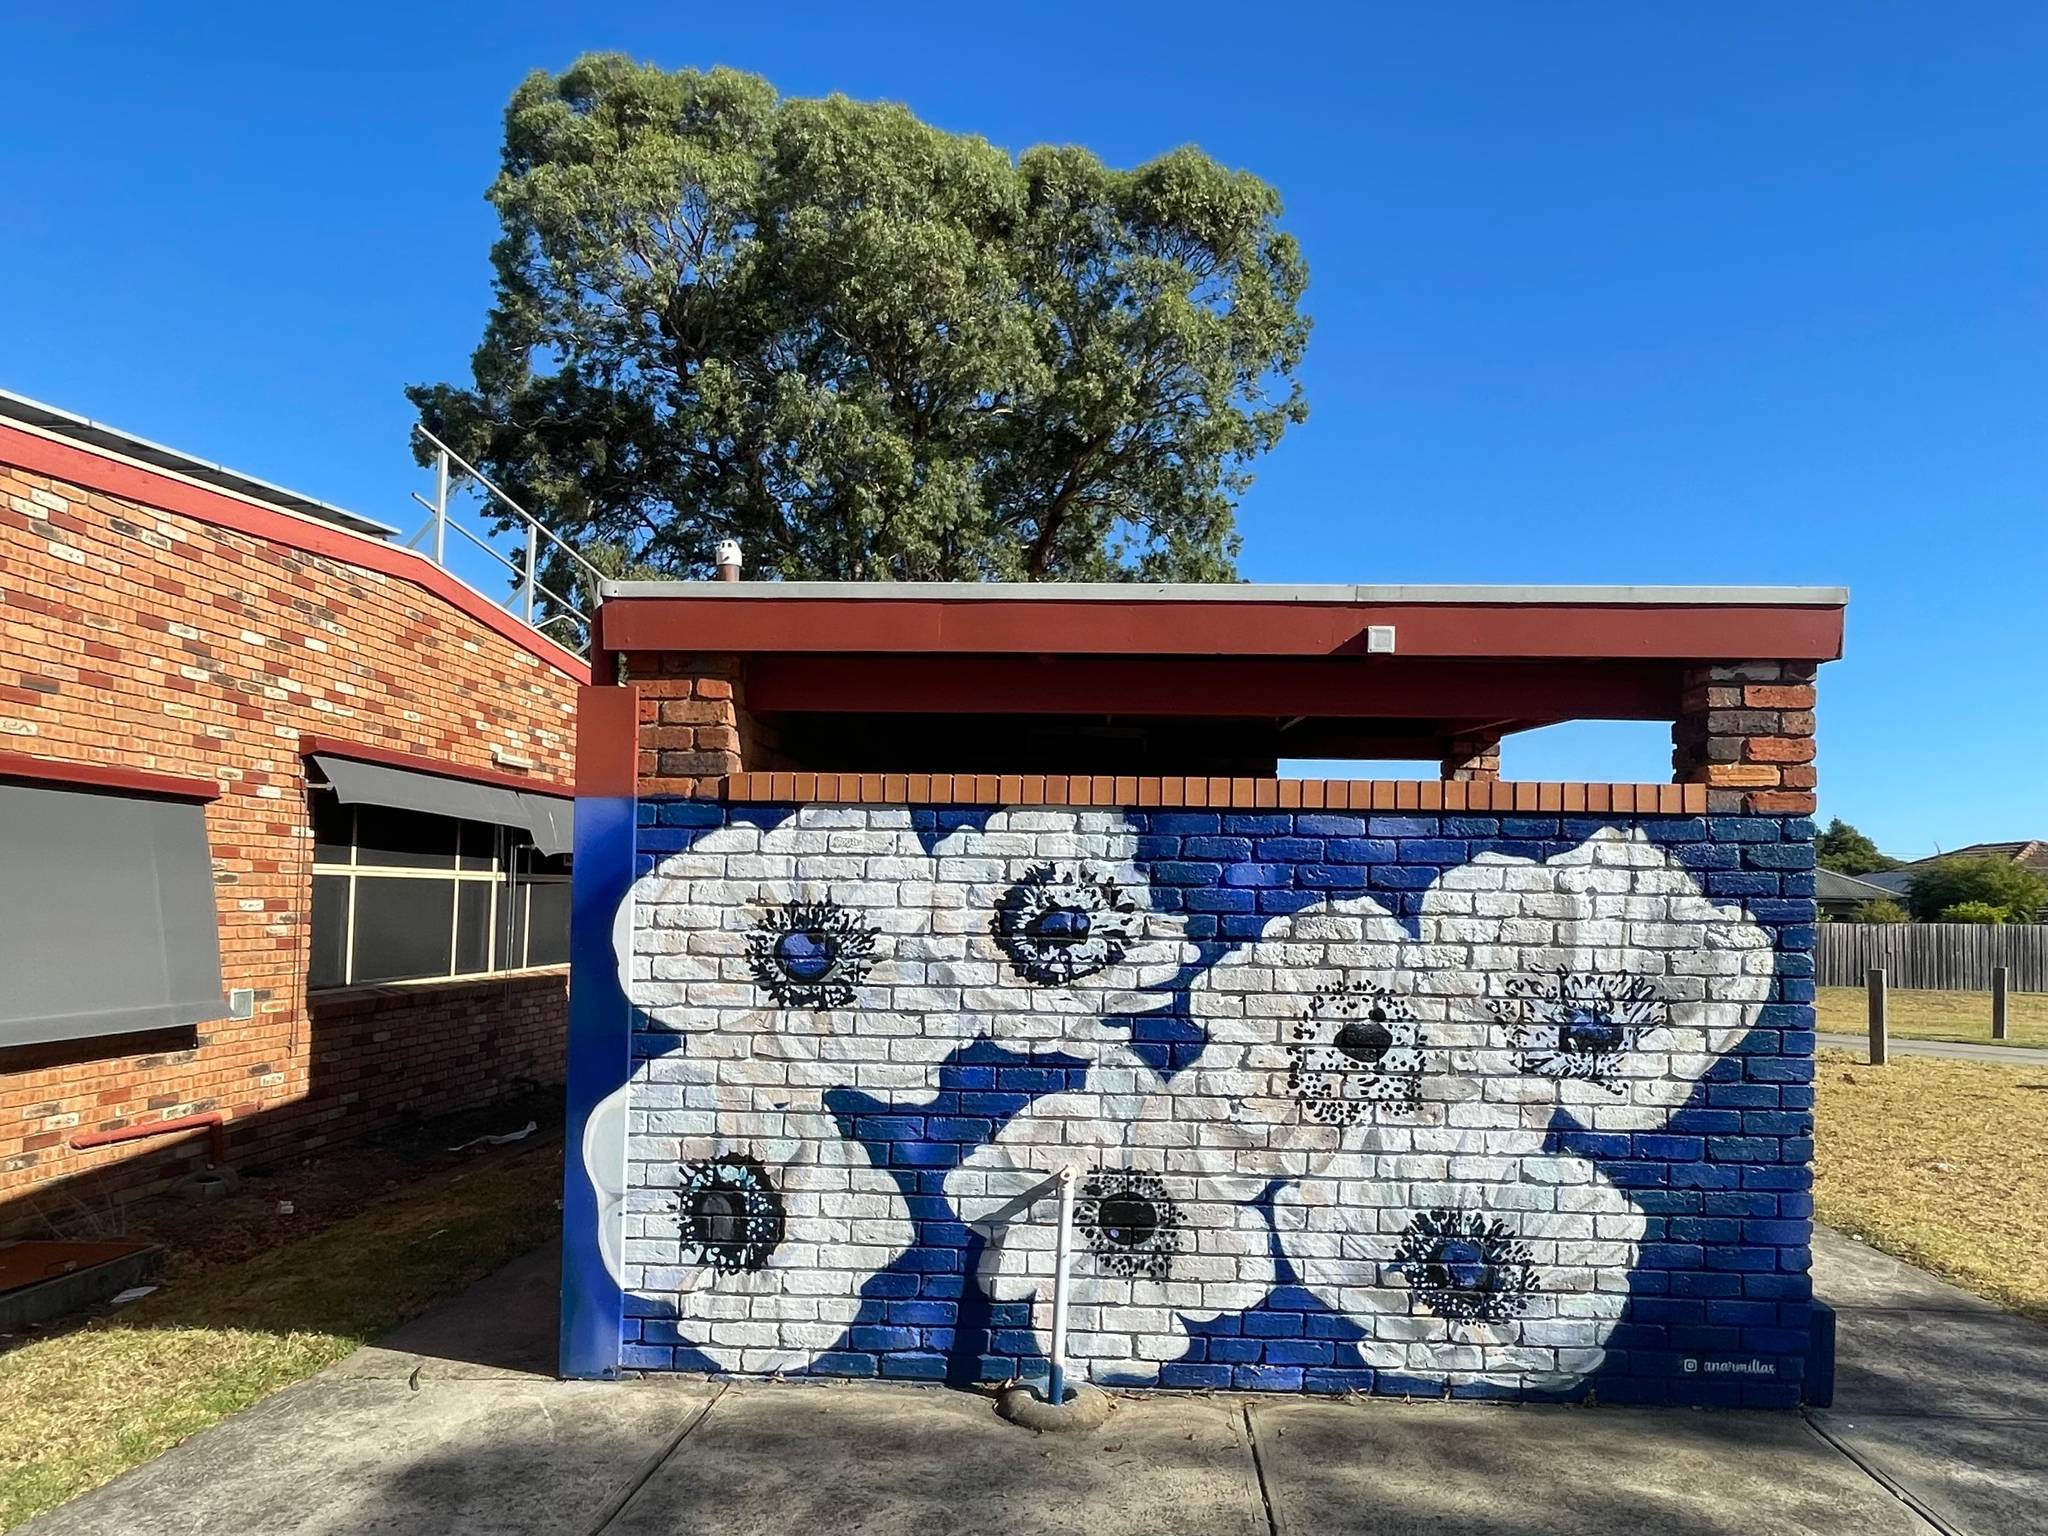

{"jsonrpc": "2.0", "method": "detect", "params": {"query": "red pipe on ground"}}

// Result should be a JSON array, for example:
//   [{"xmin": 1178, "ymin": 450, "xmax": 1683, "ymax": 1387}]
[{"xmin": 71, "ymin": 1112, "xmax": 228, "ymax": 1166}]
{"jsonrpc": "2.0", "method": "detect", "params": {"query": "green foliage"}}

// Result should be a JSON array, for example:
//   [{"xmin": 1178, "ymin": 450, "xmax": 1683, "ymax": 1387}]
[
  {"xmin": 1846, "ymin": 897, "xmax": 1912, "ymax": 924},
  {"xmin": 1937, "ymin": 900, "xmax": 2013, "ymax": 925},
  {"xmin": 1816, "ymin": 818, "xmax": 1902, "ymax": 875},
  {"xmin": 1908, "ymin": 855, "xmax": 2048, "ymax": 923},
  {"xmin": 410, "ymin": 57, "xmax": 1311, "ymax": 584}
]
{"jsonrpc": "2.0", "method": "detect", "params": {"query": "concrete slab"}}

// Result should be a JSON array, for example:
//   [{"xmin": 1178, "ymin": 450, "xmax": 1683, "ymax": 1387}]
[
  {"xmin": 607, "ymin": 1382, "xmax": 1267, "ymax": 1536},
  {"xmin": 1248, "ymin": 1399, "xmax": 1937, "ymax": 1536},
  {"xmin": 1812, "ymin": 1225, "xmax": 2002, "ymax": 1315},
  {"xmin": 1831, "ymin": 1307, "xmax": 2048, "ymax": 1420},
  {"xmin": 332, "ymin": 1239, "xmax": 560, "ymax": 1381},
  {"xmin": 1813, "ymin": 1411, "xmax": 2048, "ymax": 1536},
  {"xmin": 20, "ymin": 1377, "xmax": 717, "ymax": 1536}
]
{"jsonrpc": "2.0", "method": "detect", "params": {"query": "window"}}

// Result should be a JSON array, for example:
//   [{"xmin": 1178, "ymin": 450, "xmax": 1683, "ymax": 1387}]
[
  {"xmin": 309, "ymin": 795, "xmax": 570, "ymax": 987},
  {"xmin": 0, "ymin": 773, "xmax": 226, "ymax": 1047}
]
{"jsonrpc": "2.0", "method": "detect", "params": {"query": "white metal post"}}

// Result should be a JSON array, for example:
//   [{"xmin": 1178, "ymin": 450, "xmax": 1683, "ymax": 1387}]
[
  {"xmin": 523, "ymin": 523, "xmax": 539, "ymax": 623},
  {"xmin": 433, "ymin": 450, "xmax": 449, "ymax": 567},
  {"xmin": 1047, "ymin": 1164, "xmax": 1077, "ymax": 1405}
]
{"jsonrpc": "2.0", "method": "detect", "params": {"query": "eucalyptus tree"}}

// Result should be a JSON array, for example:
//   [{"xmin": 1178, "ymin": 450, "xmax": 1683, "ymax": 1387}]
[{"xmin": 410, "ymin": 56, "xmax": 1310, "ymax": 582}]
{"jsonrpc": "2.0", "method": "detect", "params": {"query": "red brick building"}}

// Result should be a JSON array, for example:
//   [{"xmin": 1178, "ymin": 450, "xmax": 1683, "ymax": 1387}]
[{"xmin": 0, "ymin": 393, "xmax": 585, "ymax": 1225}]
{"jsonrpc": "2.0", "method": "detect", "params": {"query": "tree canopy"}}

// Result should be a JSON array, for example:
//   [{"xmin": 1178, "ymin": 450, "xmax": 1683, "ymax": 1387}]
[
  {"xmin": 409, "ymin": 57, "xmax": 1311, "ymax": 584},
  {"xmin": 1815, "ymin": 818, "xmax": 1902, "ymax": 876},
  {"xmin": 1906, "ymin": 856, "xmax": 2048, "ymax": 923}
]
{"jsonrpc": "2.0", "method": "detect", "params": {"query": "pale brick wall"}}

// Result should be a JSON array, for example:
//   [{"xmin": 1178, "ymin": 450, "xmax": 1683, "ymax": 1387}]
[{"xmin": 0, "ymin": 457, "xmax": 580, "ymax": 1219}]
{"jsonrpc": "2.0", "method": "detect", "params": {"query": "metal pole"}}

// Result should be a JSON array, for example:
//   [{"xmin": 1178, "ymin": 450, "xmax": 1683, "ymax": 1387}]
[
  {"xmin": 1047, "ymin": 1165, "xmax": 1077, "ymax": 1406},
  {"xmin": 523, "ymin": 523, "xmax": 539, "ymax": 624},
  {"xmin": 433, "ymin": 450, "xmax": 449, "ymax": 567},
  {"xmin": 1993, "ymin": 965, "xmax": 2010, "ymax": 1043},
  {"xmin": 1867, "ymin": 967, "xmax": 1888, "ymax": 1066}
]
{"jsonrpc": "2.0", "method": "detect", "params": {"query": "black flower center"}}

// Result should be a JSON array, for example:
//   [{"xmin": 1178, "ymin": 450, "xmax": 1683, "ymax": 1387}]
[
  {"xmin": 1028, "ymin": 907, "xmax": 1092, "ymax": 945},
  {"xmin": 1334, "ymin": 1011, "xmax": 1394, "ymax": 1065},
  {"xmin": 1434, "ymin": 1238, "xmax": 1492, "ymax": 1292},
  {"xmin": 677, "ymin": 1153, "xmax": 785, "ymax": 1275},
  {"xmin": 1560, "ymin": 1008, "xmax": 1625, "ymax": 1055},
  {"xmin": 691, "ymin": 1187, "xmax": 748, "ymax": 1249},
  {"xmin": 773, "ymin": 928, "xmax": 838, "ymax": 983},
  {"xmin": 1095, "ymin": 1195, "xmax": 1160, "ymax": 1249}
]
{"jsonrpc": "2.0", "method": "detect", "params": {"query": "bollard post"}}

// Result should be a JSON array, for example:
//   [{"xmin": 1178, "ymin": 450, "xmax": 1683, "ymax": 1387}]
[
  {"xmin": 1992, "ymin": 965, "xmax": 2010, "ymax": 1043},
  {"xmin": 1867, "ymin": 967, "xmax": 1888, "ymax": 1066},
  {"xmin": 1046, "ymin": 1165, "xmax": 1077, "ymax": 1407}
]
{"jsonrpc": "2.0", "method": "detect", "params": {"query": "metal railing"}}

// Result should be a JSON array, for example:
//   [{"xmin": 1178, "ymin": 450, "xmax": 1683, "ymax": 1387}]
[{"xmin": 405, "ymin": 426, "xmax": 606, "ymax": 655}]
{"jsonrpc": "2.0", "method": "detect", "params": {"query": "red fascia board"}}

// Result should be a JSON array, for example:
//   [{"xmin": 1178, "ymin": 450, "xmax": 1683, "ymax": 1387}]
[
  {"xmin": 0, "ymin": 422, "xmax": 590, "ymax": 685},
  {"xmin": 299, "ymin": 734, "xmax": 572, "ymax": 798},
  {"xmin": 742, "ymin": 656, "xmax": 1681, "ymax": 721},
  {"xmin": 0, "ymin": 750, "xmax": 221, "ymax": 801},
  {"xmin": 599, "ymin": 596, "xmax": 1844, "ymax": 663}
]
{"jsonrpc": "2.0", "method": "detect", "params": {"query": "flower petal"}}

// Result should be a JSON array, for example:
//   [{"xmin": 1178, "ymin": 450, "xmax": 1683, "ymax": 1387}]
[
  {"xmin": 1416, "ymin": 828, "xmax": 1774, "ymax": 1130},
  {"xmin": 947, "ymin": 1047, "xmax": 1276, "ymax": 1384},
  {"xmin": 1177, "ymin": 895, "xmax": 1476, "ymax": 1194},
  {"xmin": 1273, "ymin": 1142, "xmax": 1642, "ymax": 1393},
  {"xmin": 624, "ymin": 1090, "xmax": 914, "ymax": 1375}
]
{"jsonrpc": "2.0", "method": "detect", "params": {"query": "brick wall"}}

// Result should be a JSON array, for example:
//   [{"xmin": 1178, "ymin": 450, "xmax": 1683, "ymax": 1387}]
[
  {"xmin": 0, "ymin": 454, "xmax": 581, "ymax": 1221},
  {"xmin": 589, "ymin": 798, "xmax": 1816, "ymax": 1406}
]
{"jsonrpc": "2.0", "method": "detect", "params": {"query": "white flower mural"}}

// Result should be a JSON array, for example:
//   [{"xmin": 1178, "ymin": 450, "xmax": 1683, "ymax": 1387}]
[
  {"xmin": 618, "ymin": 806, "xmax": 1195, "ymax": 1105},
  {"xmin": 1181, "ymin": 827, "xmax": 1774, "ymax": 1157},
  {"xmin": 583, "ymin": 1053, "xmax": 915, "ymax": 1375},
  {"xmin": 945, "ymin": 1047, "xmax": 1276, "ymax": 1384},
  {"xmin": 1272, "ymin": 1141, "xmax": 1645, "ymax": 1392}
]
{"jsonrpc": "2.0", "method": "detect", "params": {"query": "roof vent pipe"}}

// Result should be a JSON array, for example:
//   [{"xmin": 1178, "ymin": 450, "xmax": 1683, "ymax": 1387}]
[{"xmin": 714, "ymin": 539, "xmax": 743, "ymax": 582}]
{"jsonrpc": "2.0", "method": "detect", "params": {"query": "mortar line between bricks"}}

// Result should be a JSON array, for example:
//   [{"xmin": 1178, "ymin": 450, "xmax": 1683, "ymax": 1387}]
[
  {"xmin": 1240, "ymin": 1403, "xmax": 1283, "ymax": 1536},
  {"xmin": 586, "ymin": 1382, "xmax": 728, "ymax": 1535},
  {"xmin": 1800, "ymin": 1410, "xmax": 1958, "ymax": 1536}
]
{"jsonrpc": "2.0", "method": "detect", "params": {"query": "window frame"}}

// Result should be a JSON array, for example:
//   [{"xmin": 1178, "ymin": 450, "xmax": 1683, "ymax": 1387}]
[{"xmin": 309, "ymin": 797, "xmax": 569, "ymax": 989}]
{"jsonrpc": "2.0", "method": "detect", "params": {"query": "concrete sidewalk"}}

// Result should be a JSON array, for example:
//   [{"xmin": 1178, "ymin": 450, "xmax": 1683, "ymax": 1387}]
[
  {"xmin": 22, "ymin": 1229, "xmax": 2047, "ymax": 1536},
  {"xmin": 1815, "ymin": 1031, "xmax": 2048, "ymax": 1065}
]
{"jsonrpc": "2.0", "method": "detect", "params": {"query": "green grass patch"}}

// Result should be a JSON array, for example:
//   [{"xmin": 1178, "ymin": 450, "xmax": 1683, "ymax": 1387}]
[
  {"xmin": 0, "ymin": 1146, "xmax": 560, "ymax": 1531},
  {"xmin": 1815, "ymin": 1049, "xmax": 2048, "ymax": 1322},
  {"xmin": 1816, "ymin": 985, "xmax": 2048, "ymax": 1048}
]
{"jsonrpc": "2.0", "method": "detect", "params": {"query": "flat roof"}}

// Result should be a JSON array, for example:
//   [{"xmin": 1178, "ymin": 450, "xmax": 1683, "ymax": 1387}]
[
  {"xmin": 603, "ymin": 580, "xmax": 1848, "ymax": 606},
  {"xmin": 0, "ymin": 388, "xmax": 398, "ymax": 539},
  {"xmin": 596, "ymin": 579, "xmax": 1847, "ymax": 664}
]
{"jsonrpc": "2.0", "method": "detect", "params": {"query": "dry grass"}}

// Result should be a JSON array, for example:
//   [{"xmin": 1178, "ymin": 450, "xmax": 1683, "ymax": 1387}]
[
  {"xmin": 1816, "ymin": 985, "xmax": 2048, "ymax": 1048},
  {"xmin": 0, "ymin": 1145, "xmax": 560, "ymax": 1531},
  {"xmin": 1814, "ymin": 1049, "xmax": 2048, "ymax": 1322}
]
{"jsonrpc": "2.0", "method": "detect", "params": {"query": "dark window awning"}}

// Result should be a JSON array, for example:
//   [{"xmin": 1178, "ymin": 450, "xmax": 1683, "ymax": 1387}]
[
  {"xmin": 308, "ymin": 753, "xmax": 572, "ymax": 853},
  {"xmin": 520, "ymin": 793, "xmax": 574, "ymax": 856},
  {"xmin": 0, "ymin": 780, "xmax": 227, "ymax": 1047}
]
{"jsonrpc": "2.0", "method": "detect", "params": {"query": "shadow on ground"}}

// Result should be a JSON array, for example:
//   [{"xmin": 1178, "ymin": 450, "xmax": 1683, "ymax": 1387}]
[{"xmin": 23, "ymin": 1225, "xmax": 2048, "ymax": 1536}]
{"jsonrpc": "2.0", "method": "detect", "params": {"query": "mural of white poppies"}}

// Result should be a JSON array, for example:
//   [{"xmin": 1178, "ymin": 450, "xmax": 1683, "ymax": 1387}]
[
  {"xmin": 599, "ymin": 807, "xmax": 1805, "ymax": 1398},
  {"xmin": 618, "ymin": 807, "xmax": 1197, "ymax": 1105}
]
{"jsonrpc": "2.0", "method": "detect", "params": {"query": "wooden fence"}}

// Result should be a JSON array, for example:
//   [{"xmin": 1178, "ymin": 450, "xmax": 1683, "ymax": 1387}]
[{"xmin": 1817, "ymin": 923, "xmax": 2048, "ymax": 992}]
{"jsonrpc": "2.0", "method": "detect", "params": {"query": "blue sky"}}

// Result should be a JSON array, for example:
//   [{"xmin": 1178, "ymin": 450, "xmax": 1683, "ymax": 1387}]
[{"xmin": 4, "ymin": 4, "xmax": 2042, "ymax": 856}]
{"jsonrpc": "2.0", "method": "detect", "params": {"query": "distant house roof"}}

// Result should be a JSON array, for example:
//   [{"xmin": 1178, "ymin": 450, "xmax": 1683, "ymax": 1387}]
[
  {"xmin": 1859, "ymin": 868, "xmax": 1914, "ymax": 896},
  {"xmin": 1816, "ymin": 868, "xmax": 1899, "ymax": 907},
  {"xmin": 1919, "ymin": 840, "xmax": 2048, "ymax": 869}
]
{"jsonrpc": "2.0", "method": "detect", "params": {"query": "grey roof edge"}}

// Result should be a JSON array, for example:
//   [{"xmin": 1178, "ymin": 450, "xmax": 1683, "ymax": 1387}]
[
  {"xmin": 600, "ymin": 579, "xmax": 1850, "ymax": 606},
  {"xmin": 0, "ymin": 387, "xmax": 399, "ymax": 540},
  {"xmin": 1816, "ymin": 868, "xmax": 1902, "ymax": 900}
]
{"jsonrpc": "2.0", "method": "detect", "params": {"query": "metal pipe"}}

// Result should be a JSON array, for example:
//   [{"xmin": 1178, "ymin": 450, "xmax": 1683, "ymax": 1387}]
[
  {"xmin": 715, "ymin": 538, "xmax": 743, "ymax": 582},
  {"xmin": 72, "ymin": 1111, "xmax": 228, "ymax": 1166},
  {"xmin": 523, "ymin": 523, "xmax": 539, "ymax": 623},
  {"xmin": 433, "ymin": 450, "xmax": 449, "ymax": 567},
  {"xmin": 1047, "ymin": 1164, "xmax": 1077, "ymax": 1405}
]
